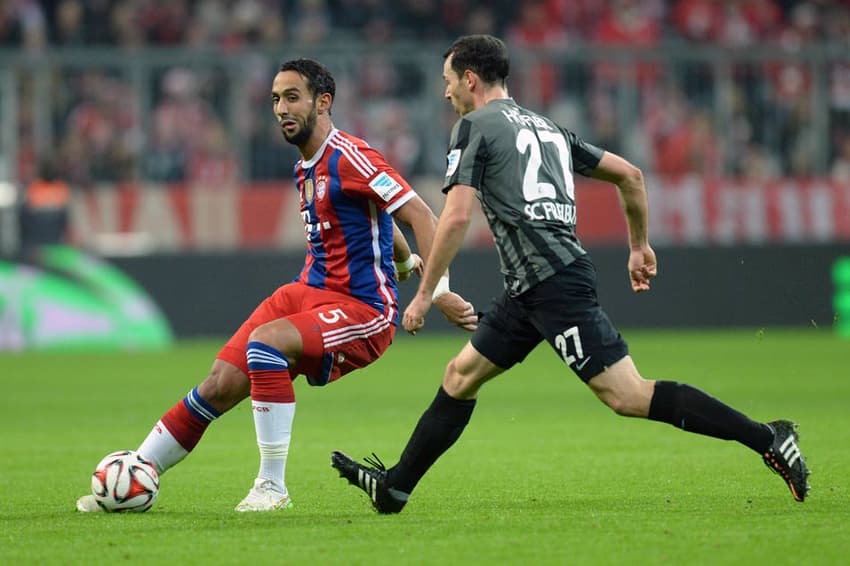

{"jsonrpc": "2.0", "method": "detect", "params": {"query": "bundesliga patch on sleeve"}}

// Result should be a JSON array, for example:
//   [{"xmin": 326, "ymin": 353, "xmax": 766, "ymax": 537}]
[
  {"xmin": 445, "ymin": 149, "xmax": 461, "ymax": 177},
  {"xmin": 368, "ymin": 171, "xmax": 404, "ymax": 201}
]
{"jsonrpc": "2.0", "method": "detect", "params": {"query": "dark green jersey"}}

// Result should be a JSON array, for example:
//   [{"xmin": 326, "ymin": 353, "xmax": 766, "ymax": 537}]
[{"xmin": 443, "ymin": 98, "xmax": 604, "ymax": 296}]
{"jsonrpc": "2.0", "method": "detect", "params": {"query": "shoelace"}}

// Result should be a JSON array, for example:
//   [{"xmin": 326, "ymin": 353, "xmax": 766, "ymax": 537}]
[{"xmin": 363, "ymin": 452, "xmax": 388, "ymax": 472}]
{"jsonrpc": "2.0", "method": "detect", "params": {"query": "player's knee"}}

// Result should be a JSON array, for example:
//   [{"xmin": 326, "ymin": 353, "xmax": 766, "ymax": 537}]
[
  {"xmin": 248, "ymin": 324, "xmax": 276, "ymax": 346},
  {"xmin": 441, "ymin": 358, "xmax": 462, "ymax": 393},
  {"xmin": 442, "ymin": 357, "xmax": 479, "ymax": 399},
  {"xmin": 197, "ymin": 362, "xmax": 250, "ymax": 412},
  {"xmin": 588, "ymin": 357, "xmax": 652, "ymax": 417},
  {"xmin": 596, "ymin": 383, "xmax": 651, "ymax": 417},
  {"xmin": 247, "ymin": 320, "xmax": 302, "ymax": 360},
  {"xmin": 601, "ymin": 393, "xmax": 635, "ymax": 416}
]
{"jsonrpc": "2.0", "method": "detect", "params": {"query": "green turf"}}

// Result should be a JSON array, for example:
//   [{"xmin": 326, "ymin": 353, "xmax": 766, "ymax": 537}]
[{"xmin": 2, "ymin": 329, "xmax": 849, "ymax": 565}]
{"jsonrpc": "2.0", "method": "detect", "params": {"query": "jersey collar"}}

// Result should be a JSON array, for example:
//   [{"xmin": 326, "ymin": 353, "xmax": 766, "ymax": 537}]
[{"xmin": 300, "ymin": 128, "xmax": 338, "ymax": 170}]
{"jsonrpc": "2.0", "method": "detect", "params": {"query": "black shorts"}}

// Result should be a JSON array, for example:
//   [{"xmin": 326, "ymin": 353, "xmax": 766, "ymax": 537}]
[{"xmin": 471, "ymin": 254, "xmax": 629, "ymax": 382}]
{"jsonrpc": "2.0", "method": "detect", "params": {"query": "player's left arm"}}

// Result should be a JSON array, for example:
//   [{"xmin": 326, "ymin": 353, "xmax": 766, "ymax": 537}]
[
  {"xmin": 391, "ymin": 193, "xmax": 438, "ymax": 275},
  {"xmin": 589, "ymin": 151, "xmax": 657, "ymax": 292},
  {"xmin": 402, "ymin": 184, "xmax": 478, "ymax": 334},
  {"xmin": 347, "ymin": 145, "xmax": 475, "ymax": 330},
  {"xmin": 343, "ymin": 145, "xmax": 438, "ymax": 269},
  {"xmin": 392, "ymin": 221, "xmax": 422, "ymax": 282},
  {"xmin": 393, "ymin": 193, "xmax": 476, "ymax": 331}
]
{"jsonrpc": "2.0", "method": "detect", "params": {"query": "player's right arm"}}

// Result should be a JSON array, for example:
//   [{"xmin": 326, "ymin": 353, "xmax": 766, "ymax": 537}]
[
  {"xmin": 401, "ymin": 184, "xmax": 478, "ymax": 334},
  {"xmin": 334, "ymin": 135, "xmax": 475, "ymax": 329},
  {"xmin": 589, "ymin": 151, "xmax": 657, "ymax": 293},
  {"xmin": 393, "ymin": 194, "xmax": 477, "ymax": 332}
]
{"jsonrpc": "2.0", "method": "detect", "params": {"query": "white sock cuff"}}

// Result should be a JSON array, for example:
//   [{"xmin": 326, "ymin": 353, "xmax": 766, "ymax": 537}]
[{"xmin": 137, "ymin": 420, "xmax": 188, "ymax": 474}]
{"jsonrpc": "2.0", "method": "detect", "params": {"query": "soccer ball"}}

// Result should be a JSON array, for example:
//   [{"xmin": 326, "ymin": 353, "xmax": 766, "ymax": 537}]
[{"xmin": 90, "ymin": 450, "xmax": 159, "ymax": 512}]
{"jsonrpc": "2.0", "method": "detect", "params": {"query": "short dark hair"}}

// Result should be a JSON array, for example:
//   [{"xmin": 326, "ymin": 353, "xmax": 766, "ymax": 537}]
[
  {"xmin": 443, "ymin": 35, "xmax": 509, "ymax": 86},
  {"xmin": 279, "ymin": 58, "xmax": 336, "ymax": 106}
]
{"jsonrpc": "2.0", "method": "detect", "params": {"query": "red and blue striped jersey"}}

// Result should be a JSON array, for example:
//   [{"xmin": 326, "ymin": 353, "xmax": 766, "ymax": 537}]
[{"xmin": 293, "ymin": 129, "xmax": 416, "ymax": 324}]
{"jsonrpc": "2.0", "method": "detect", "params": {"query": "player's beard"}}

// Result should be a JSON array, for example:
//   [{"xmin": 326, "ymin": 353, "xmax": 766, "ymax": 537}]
[
  {"xmin": 455, "ymin": 95, "xmax": 475, "ymax": 117},
  {"xmin": 282, "ymin": 103, "xmax": 318, "ymax": 147},
  {"xmin": 449, "ymin": 94, "xmax": 471, "ymax": 117}
]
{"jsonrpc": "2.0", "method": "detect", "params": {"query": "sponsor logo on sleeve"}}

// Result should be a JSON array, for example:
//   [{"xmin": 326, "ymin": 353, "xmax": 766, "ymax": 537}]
[
  {"xmin": 368, "ymin": 171, "xmax": 404, "ymax": 201},
  {"xmin": 445, "ymin": 149, "xmax": 461, "ymax": 177}
]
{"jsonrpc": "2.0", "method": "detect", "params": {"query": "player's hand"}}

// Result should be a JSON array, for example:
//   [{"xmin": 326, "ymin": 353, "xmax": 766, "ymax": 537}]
[
  {"xmin": 403, "ymin": 293, "xmax": 432, "ymax": 335},
  {"xmin": 433, "ymin": 292, "xmax": 477, "ymax": 331},
  {"xmin": 395, "ymin": 253, "xmax": 423, "ymax": 282},
  {"xmin": 628, "ymin": 245, "xmax": 657, "ymax": 293}
]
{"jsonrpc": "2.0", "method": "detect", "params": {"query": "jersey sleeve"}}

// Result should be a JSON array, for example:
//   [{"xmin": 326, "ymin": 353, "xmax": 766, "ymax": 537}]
[
  {"xmin": 563, "ymin": 128, "xmax": 605, "ymax": 177},
  {"xmin": 443, "ymin": 117, "xmax": 487, "ymax": 193},
  {"xmin": 337, "ymin": 146, "xmax": 416, "ymax": 214}
]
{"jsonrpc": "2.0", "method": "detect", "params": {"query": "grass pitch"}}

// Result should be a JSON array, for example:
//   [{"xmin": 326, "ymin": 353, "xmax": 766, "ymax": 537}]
[{"xmin": 2, "ymin": 329, "xmax": 849, "ymax": 565}]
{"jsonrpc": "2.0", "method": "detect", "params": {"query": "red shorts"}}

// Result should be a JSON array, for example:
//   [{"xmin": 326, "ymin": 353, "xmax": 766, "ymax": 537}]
[{"xmin": 218, "ymin": 282, "xmax": 395, "ymax": 386}]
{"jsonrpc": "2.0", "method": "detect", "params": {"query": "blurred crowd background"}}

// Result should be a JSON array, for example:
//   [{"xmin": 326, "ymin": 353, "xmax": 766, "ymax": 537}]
[
  {"xmin": 1, "ymin": 0, "xmax": 849, "ymax": 251},
  {"xmin": 2, "ymin": 0, "xmax": 849, "ymax": 345}
]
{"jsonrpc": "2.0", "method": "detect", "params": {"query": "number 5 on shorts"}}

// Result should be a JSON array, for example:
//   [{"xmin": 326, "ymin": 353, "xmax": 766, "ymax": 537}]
[{"xmin": 318, "ymin": 308, "xmax": 349, "ymax": 324}]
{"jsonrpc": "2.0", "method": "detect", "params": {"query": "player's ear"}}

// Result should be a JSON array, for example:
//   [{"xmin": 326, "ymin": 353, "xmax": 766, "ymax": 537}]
[
  {"xmin": 317, "ymin": 92, "xmax": 333, "ymax": 115},
  {"xmin": 463, "ymin": 69, "xmax": 476, "ymax": 91}
]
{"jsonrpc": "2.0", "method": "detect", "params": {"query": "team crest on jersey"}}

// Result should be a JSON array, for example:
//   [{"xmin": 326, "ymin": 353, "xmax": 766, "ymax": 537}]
[
  {"xmin": 446, "ymin": 149, "xmax": 461, "ymax": 177},
  {"xmin": 304, "ymin": 179, "xmax": 314, "ymax": 203},
  {"xmin": 316, "ymin": 177, "xmax": 327, "ymax": 199},
  {"xmin": 368, "ymin": 171, "xmax": 403, "ymax": 201}
]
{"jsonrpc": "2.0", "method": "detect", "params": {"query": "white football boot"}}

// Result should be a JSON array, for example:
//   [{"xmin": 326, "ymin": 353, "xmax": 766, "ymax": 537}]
[
  {"xmin": 75, "ymin": 494, "xmax": 102, "ymax": 513},
  {"xmin": 234, "ymin": 479, "xmax": 293, "ymax": 512}
]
